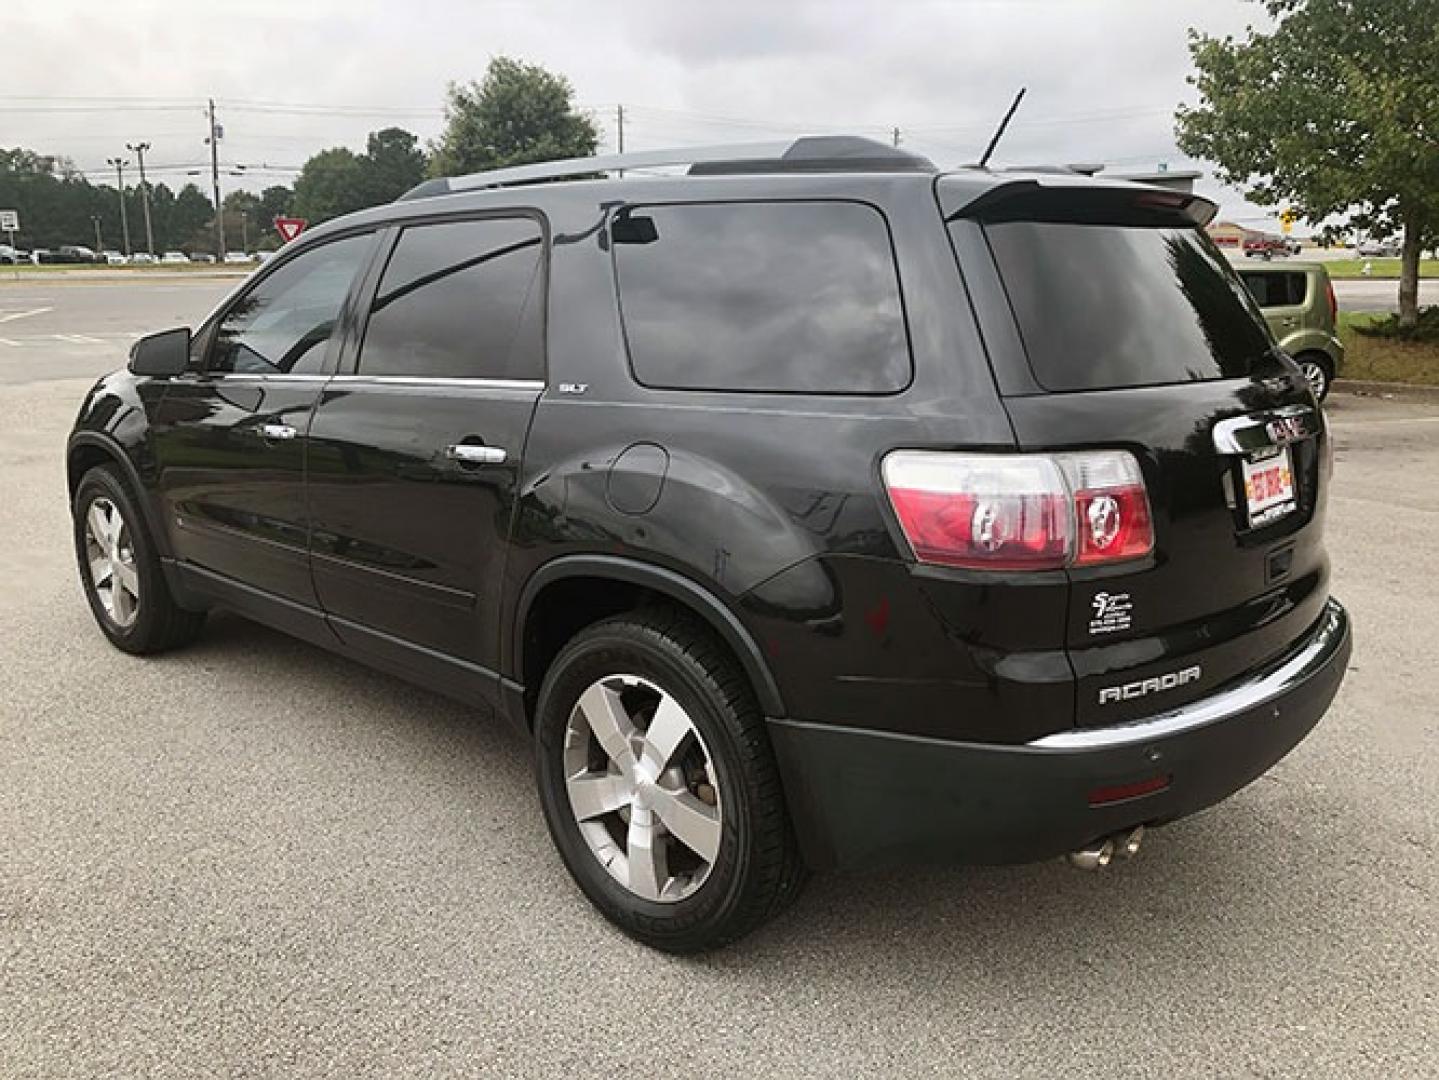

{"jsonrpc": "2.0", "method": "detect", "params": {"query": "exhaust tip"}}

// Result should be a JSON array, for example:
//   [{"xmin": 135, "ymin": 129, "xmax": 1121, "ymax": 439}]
[
  {"xmin": 1067, "ymin": 839, "xmax": 1115, "ymax": 871},
  {"xmin": 1116, "ymin": 825, "xmax": 1145, "ymax": 860}
]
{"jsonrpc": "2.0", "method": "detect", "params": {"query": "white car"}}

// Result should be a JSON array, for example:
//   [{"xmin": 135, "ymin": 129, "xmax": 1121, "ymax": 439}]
[
  {"xmin": 1356, "ymin": 239, "xmax": 1400, "ymax": 258},
  {"xmin": 130, "ymin": 252, "xmax": 156, "ymax": 265},
  {"xmin": 102, "ymin": 251, "xmax": 126, "ymax": 265},
  {"xmin": 223, "ymin": 252, "xmax": 252, "ymax": 265},
  {"xmin": 160, "ymin": 251, "xmax": 188, "ymax": 264}
]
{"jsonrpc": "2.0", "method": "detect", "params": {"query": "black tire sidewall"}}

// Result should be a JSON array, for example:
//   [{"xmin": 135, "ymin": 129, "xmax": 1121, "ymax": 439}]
[
  {"xmin": 534, "ymin": 621, "xmax": 762, "ymax": 946},
  {"xmin": 1297, "ymin": 354, "xmax": 1333, "ymax": 401},
  {"xmin": 73, "ymin": 466, "xmax": 167, "ymax": 652}
]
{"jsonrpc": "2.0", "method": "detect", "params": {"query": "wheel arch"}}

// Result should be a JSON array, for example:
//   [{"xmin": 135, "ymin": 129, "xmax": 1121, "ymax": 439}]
[
  {"xmin": 67, "ymin": 432, "xmax": 173, "ymax": 558},
  {"xmin": 511, "ymin": 555, "xmax": 786, "ymax": 722}
]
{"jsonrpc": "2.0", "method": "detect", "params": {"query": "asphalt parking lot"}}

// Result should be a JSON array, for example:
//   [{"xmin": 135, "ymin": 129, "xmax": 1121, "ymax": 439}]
[{"xmin": 3, "ymin": 280, "xmax": 1438, "ymax": 1078}]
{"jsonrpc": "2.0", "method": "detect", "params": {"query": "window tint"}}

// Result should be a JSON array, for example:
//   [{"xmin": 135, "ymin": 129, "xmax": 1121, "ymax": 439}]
[
  {"xmin": 983, "ymin": 222, "xmax": 1272, "ymax": 391},
  {"xmin": 208, "ymin": 234, "xmax": 370, "ymax": 375},
  {"xmin": 613, "ymin": 201, "xmax": 909, "ymax": 394},
  {"xmin": 1239, "ymin": 271, "xmax": 1308, "ymax": 308},
  {"xmin": 357, "ymin": 218, "xmax": 544, "ymax": 380}
]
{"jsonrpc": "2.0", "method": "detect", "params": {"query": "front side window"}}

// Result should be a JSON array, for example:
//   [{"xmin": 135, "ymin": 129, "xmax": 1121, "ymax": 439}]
[
  {"xmin": 357, "ymin": 217, "xmax": 545, "ymax": 380},
  {"xmin": 613, "ymin": 201, "xmax": 911, "ymax": 394},
  {"xmin": 208, "ymin": 233, "xmax": 371, "ymax": 375}
]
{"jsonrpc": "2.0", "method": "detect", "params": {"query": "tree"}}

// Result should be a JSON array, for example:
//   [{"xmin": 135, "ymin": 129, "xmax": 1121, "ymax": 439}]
[
  {"xmin": 1176, "ymin": 0, "xmax": 1439, "ymax": 328},
  {"xmin": 362, "ymin": 127, "xmax": 426, "ymax": 203},
  {"xmin": 429, "ymin": 56, "xmax": 598, "ymax": 177},
  {"xmin": 291, "ymin": 148, "xmax": 368, "ymax": 224}
]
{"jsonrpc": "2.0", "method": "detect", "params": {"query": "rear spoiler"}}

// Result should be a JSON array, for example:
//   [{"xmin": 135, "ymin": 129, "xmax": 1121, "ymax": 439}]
[{"xmin": 941, "ymin": 175, "xmax": 1218, "ymax": 229}]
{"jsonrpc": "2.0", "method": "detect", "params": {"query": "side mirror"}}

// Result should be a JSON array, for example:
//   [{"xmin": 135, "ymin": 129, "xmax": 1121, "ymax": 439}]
[{"xmin": 128, "ymin": 327, "xmax": 191, "ymax": 377}]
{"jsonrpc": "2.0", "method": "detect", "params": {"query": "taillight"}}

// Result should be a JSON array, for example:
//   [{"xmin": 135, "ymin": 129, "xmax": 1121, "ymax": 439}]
[
  {"xmin": 882, "ymin": 450, "xmax": 1154, "ymax": 571},
  {"xmin": 1325, "ymin": 278, "xmax": 1337, "ymax": 322}
]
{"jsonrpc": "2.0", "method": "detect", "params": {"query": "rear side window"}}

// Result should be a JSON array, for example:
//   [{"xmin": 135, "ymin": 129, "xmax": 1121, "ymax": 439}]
[
  {"xmin": 983, "ymin": 222, "xmax": 1272, "ymax": 392},
  {"xmin": 358, "ymin": 217, "xmax": 544, "ymax": 380},
  {"xmin": 613, "ymin": 201, "xmax": 910, "ymax": 394},
  {"xmin": 1239, "ymin": 271, "xmax": 1308, "ymax": 308}
]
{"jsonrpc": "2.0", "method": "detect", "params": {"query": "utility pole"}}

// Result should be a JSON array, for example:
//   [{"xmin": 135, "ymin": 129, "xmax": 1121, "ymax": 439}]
[
  {"xmin": 206, "ymin": 99, "xmax": 226, "ymax": 259},
  {"xmin": 106, "ymin": 157, "xmax": 131, "ymax": 257},
  {"xmin": 616, "ymin": 104, "xmax": 625, "ymax": 177},
  {"xmin": 126, "ymin": 141, "xmax": 155, "ymax": 255},
  {"xmin": 892, "ymin": 126, "xmax": 901, "ymax": 148},
  {"xmin": 90, "ymin": 215, "xmax": 103, "ymax": 253}
]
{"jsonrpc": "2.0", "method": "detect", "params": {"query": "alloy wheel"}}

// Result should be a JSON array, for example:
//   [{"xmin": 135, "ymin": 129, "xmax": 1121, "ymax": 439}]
[
  {"xmin": 1299, "ymin": 360, "xmax": 1328, "ymax": 400},
  {"xmin": 84, "ymin": 497, "xmax": 140, "ymax": 628},
  {"xmin": 562, "ymin": 674, "xmax": 723, "ymax": 903}
]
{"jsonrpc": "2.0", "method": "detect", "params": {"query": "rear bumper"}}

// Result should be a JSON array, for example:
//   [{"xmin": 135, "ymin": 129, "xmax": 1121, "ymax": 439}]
[{"xmin": 769, "ymin": 599, "xmax": 1351, "ymax": 870}]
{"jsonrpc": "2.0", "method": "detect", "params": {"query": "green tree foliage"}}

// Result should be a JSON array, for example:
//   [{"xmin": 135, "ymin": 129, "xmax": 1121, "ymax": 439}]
[
  {"xmin": 1176, "ymin": 0, "xmax": 1439, "ymax": 327},
  {"xmin": 291, "ymin": 147, "xmax": 368, "ymax": 224},
  {"xmin": 429, "ymin": 56, "xmax": 599, "ymax": 177},
  {"xmin": 290, "ymin": 127, "xmax": 429, "ymax": 224},
  {"xmin": 361, "ymin": 127, "xmax": 427, "ymax": 203}
]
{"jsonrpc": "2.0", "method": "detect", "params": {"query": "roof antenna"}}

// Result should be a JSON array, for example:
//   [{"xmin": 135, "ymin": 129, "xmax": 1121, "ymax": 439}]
[{"xmin": 977, "ymin": 87, "xmax": 1027, "ymax": 169}]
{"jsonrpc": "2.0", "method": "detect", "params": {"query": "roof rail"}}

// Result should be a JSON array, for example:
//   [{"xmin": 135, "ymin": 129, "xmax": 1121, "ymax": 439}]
[{"xmin": 398, "ymin": 136, "xmax": 936, "ymax": 201}]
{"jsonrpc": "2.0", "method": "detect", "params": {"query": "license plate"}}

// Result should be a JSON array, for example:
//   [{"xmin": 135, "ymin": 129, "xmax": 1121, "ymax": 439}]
[{"xmin": 1242, "ymin": 447, "xmax": 1296, "ymax": 527}]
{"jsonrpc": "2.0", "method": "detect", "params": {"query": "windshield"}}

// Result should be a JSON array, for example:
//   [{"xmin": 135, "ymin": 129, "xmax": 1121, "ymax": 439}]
[{"xmin": 982, "ymin": 222, "xmax": 1272, "ymax": 392}]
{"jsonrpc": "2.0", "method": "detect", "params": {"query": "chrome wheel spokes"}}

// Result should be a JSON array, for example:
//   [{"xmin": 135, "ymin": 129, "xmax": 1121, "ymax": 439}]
[
  {"xmin": 84, "ymin": 497, "xmax": 139, "ymax": 628},
  {"xmin": 564, "ymin": 675, "xmax": 722, "ymax": 903}
]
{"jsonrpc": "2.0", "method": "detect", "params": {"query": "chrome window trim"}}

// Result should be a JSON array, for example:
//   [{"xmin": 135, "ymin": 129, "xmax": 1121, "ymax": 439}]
[
  {"xmin": 328, "ymin": 375, "xmax": 545, "ymax": 390},
  {"xmin": 1028, "ymin": 599, "xmax": 1346, "ymax": 751}
]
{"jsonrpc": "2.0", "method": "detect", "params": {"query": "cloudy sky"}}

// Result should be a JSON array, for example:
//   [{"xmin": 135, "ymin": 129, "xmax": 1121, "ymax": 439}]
[{"xmin": 2, "ymin": 0, "xmax": 1284, "ymax": 228}]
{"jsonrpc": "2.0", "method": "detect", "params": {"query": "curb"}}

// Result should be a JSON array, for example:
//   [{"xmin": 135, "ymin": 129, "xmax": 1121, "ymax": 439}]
[{"xmin": 1333, "ymin": 378, "xmax": 1439, "ymax": 404}]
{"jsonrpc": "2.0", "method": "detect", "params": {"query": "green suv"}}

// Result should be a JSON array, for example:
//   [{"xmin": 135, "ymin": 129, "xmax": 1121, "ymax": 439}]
[{"xmin": 1237, "ymin": 262, "xmax": 1344, "ymax": 400}]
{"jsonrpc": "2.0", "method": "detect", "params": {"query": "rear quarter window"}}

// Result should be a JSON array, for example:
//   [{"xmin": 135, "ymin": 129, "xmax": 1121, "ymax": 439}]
[
  {"xmin": 982, "ymin": 222, "xmax": 1272, "ymax": 392},
  {"xmin": 1239, "ymin": 271, "xmax": 1308, "ymax": 308},
  {"xmin": 613, "ymin": 200, "xmax": 911, "ymax": 394}
]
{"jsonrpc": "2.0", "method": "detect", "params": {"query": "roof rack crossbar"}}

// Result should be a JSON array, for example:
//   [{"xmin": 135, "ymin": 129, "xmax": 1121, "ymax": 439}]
[{"xmin": 399, "ymin": 136, "xmax": 936, "ymax": 201}]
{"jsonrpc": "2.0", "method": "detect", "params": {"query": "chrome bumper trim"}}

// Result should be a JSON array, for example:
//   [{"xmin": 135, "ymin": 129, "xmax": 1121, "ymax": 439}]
[{"xmin": 1029, "ymin": 599, "xmax": 1347, "ymax": 751}]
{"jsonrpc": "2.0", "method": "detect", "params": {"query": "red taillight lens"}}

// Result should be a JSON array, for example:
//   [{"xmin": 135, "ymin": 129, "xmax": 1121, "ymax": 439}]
[
  {"xmin": 882, "ymin": 450, "xmax": 1153, "ymax": 572},
  {"xmin": 1325, "ymin": 278, "xmax": 1337, "ymax": 322}
]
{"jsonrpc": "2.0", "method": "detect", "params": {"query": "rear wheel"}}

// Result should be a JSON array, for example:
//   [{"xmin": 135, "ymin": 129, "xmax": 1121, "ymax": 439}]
[
  {"xmin": 533, "ymin": 608, "xmax": 805, "ymax": 952},
  {"xmin": 73, "ymin": 464, "xmax": 205, "ymax": 654},
  {"xmin": 1295, "ymin": 352, "xmax": 1335, "ymax": 401}
]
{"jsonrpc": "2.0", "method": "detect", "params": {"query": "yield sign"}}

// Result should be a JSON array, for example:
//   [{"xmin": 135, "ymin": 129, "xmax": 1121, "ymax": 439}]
[{"xmin": 274, "ymin": 216, "xmax": 308, "ymax": 243}]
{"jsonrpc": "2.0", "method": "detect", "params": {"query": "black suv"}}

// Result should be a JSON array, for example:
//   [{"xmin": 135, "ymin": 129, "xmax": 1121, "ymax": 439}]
[{"xmin": 68, "ymin": 137, "xmax": 1351, "ymax": 951}]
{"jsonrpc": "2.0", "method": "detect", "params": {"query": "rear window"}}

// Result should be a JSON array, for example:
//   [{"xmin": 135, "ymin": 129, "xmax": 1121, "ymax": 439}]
[
  {"xmin": 1239, "ymin": 270, "xmax": 1308, "ymax": 309},
  {"xmin": 613, "ymin": 201, "xmax": 910, "ymax": 394},
  {"xmin": 983, "ymin": 222, "xmax": 1272, "ymax": 392}
]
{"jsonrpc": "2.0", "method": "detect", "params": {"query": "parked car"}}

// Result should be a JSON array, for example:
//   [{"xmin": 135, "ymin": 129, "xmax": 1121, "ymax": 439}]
[
  {"xmin": 66, "ymin": 137, "xmax": 1351, "ymax": 952},
  {"xmin": 0, "ymin": 244, "xmax": 26, "ymax": 264},
  {"xmin": 222, "ymin": 252, "xmax": 253, "ymax": 265},
  {"xmin": 54, "ymin": 245, "xmax": 100, "ymax": 264},
  {"xmin": 190, "ymin": 252, "xmax": 217, "ymax": 264},
  {"xmin": 130, "ymin": 252, "xmax": 156, "ymax": 266},
  {"xmin": 29, "ymin": 248, "xmax": 52, "ymax": 264},
  {"xmin": 1243, "ymin": 234, "xmax": 1286, "ymax": 259},
  {"xmin": 102, "ymin": 250, "xmax": 127, "ymax": 266},
  {"xmin": 1356, "ymin": 238, "xmax": 1400, "ymax": 258},
  {"xmin": 160, "ymin": 251, "xmax": 188, "ymax": 264},
  {"xmin": 1237, "ymin": 262, "xmax": 1344, "ymax": 400}
]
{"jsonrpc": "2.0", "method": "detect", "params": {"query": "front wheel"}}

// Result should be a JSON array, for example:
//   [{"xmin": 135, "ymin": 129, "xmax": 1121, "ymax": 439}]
[
  {"xmin": 533, "ymin": 609, "xmax": 805, "ymax": 952},
  {"xmin": 73, "ymin": 464, "xmax": 205, "ymax": 654}
]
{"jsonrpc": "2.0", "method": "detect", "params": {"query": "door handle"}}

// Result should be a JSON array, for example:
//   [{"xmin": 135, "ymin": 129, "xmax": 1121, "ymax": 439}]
[
  {"xmin": 446, "ymin": 443, "xmax": 507, "ymax": 466},
  {"xmin": 258, "ymin": 422, "xmax": 298, "ymax": 441}
]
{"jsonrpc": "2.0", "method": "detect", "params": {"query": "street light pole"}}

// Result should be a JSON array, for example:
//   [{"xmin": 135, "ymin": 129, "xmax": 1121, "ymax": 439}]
[
  {"xmin": 90, "ymin": 215, "xmax": 103, "ymax": 253},
  {"xmin": 126, "ymin": 141, "xmax": 155, "ymax": 256},
  {"xmin": 106, "ymin": 157, "xmax": 131, "ymax": 257}
]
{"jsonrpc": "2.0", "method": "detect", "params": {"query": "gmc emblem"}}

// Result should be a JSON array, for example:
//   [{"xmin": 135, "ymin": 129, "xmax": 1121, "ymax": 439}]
[{"xmin": 1267, "ymin": 417, "xmax": 1306, "ymax": 444}]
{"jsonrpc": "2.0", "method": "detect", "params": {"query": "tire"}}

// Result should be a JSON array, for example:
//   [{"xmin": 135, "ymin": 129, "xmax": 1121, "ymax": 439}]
[
  {"xmin": 1295, "ymin": 352, "xmax": 1335, "ymax": 402},
  {"xmin": 534, "ymin": 608, "xmax": 806, "ymax": 952},
  {"xmin": 73, "ymin": 464, "xmax": 205, "ymax": 654}
]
